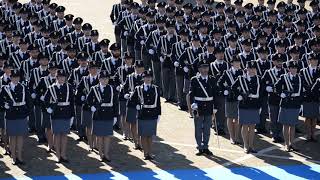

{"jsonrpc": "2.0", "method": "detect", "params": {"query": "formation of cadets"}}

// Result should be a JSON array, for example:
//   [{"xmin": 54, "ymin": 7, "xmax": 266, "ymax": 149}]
[{"xmin": 1, "ymin": 0, "xmax": 320, "ymax": 166}]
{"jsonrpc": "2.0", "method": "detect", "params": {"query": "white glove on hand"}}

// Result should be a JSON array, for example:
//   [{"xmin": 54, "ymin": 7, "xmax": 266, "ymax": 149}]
[
  {"xmin": 124, "ymin": 31, "xmax": 128, "ymax": 36},
  {"xmin": 116, "ymin": 86, "xmax": 121, "ymax": 92},
  {"xmin": 4, "ymin": 103, "xmax": 10, "ymax": 109},
  {"xmin": 191, "ymin": 103, "xmax": 198, "ymax": 110},
  {"xmin": 266, "ymin": 86, "xmax": 273, "ymax": 93},
  {"xmin": 213, "ymin": 109, "xmax": 218, "ymax": 114},
  {"xmin": 148, "ymin": 49, "xmax": 155, "ymax": 55},
  {"xmin": 31, "ymin": 93, "xmax": 36, "ymax": 99},
  {"xmin": 91, "ymin": 106, "xmax": 97, "ymax": 112},
  {"xmin": 174, "ymin": 61, "xmax": 179, "ymax": 67},
  {"xmin": 113, "ymin": 117, "xmax": 117, "ymax": 125},
  {"xmin": 124, "ymin": 94, "xmax": 130, "ymax": 99},
  {"xmin": 40, "ymin": 95, "xmax": 45, "ymax": 101},
  {"xmin": 224, "ymin": 90, "xmax": 229, "ymax": 96},
  {"xmin": 237, "ymin": 95, "xmax": 243, "ymax": 101},
  {"xmin": 280, "ymin": 93, "xmax": 286, "ymax": 98},
  {"xmin": 157, "ymin": 115, "xmax": 160, "ymax": 123},
  {"xmin": 183, "ymin": 66, "xmax": 189, "ymax": 73},
  {"xmin": 140, "ymin": 40, "xmax": 145, "ymax": 45},
  {"xmin": 160, "ymin": 56, "xmax": 164, "ymax": 62},
  {"xmin": 47, "ymin": 107, "xmax": 53, "ymax": 114},
  {"xmin": 81, "ymin": 96, "xmax": 86, "ymax": 101},
  {"xmin": 136, "ymin": 105, "xmax": 141, "ymax": 110}
]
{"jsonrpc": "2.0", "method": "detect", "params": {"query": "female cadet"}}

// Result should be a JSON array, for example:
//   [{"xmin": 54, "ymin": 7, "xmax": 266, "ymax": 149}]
[
  {"xmin": 87, "ymin": 71, "xmax": 118, "ymax": 162},
  {"xmin": 36, "ymin": 61, "xmax": 58, "ymax": 152},
  {"xmin": 122, "ymin": 60, "xmax": 144, "ymax": 150},
  {"xmin": 300, "ymin": 54, "xmax": 319, "ymax": 142},
  {"xmin": 231, "ymin": 61, "xmax": 262, "ymax": 153},
  {"xmin": 115, "ymin": 52, "xmax": 134, "ymax": 140},
  {"xmin": 1, "ymin": 69, "xmax": 31, "ymax": 165},
  {"xmin": 76, "ymin": 61, "xmax": 99, "ymax": 151},
  {"xmin": 218, "ymin": 56, "xmax": 243, "ymax": 145},
  {"xmin": 131, "ymin": 70, "xmax": 161, "ymax": 160},
  {"xmin": 275, "ymin": 60, "xmax": 303, "ymax": 152},
  {"xmin": 44, "ymin": 69, "xmax": 75, "ymax": 163}
]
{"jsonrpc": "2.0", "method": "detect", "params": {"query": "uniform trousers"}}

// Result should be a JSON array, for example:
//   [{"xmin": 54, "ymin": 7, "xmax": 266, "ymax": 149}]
[
  {"xmin": 162, "ymin": 67, "xmax": 176, "ymax": 101},
  {"xmin": 257, "ymin": 96, "xmax": 269, "ymax": 131},
  {"xmin": 76, "ymin": 105, "xmax": 85, "ymax": 137},
  {"xmin": 35, "ymin": 105, "xmax": 45, "ymax": 139},
  {"xmin": 121, "ymin": 38, "xmax": 127, "ymax": 58},
  {"xmin": 175, "ymin": 73, "xmax": 186, "ymax": 107},
  {"xmin": 151, "ymin": 60, "xmax": 162, "ymax": 88},
  {"xmin": 194, "ymin": 115, "xmax": 212, "ymax": 150},
  {"xmin": 215, "ymin": 96, "xmax": 226, "ymax": 131},
  {"xmin": 269, "ymin": 105, "xmax": 282, "ymax": 138}
]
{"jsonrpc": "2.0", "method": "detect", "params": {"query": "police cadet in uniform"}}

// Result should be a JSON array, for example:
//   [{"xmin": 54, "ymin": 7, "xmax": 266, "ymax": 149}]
[
  {"xmin": 275, "ymin": 60, "xmax": 303, "ymax": 152},
  {"xmin": 87, "ymin": 70, "xmax": 118, "ymax": 162},
  {"xmin": 35, "ymin": 61, "xmax": 58, "ymax": 152},
  {"xmin": 189, "ymin": 59, "xmax": 215, "ymax": 156},
  {"xmin": 44, "ymin": 69, "xmax": 75, "ymax": 163},
  {"xmin": 1, "ymin": 69, "xmax": 31, "ymax": 165},
  {"xmin": 123, "ymin": 60, "xmax": 144, "ymax": 149},
  {"xmin": 131, "ymin": 70, "xmax": 161, "ymax": 160},
  {"xmin": 301, "ymin": 54, "xmax": 319, "ymax": 142},
  {"xmin": 76, "ymin": 61, "xmax": 99, "ymax": 151},
  {"xmin": 232, "ymin": 61, "xmax": 262, "ymax": 153},
  {"xmin": 218, "ymin": 56, "xmax": 243, "ymax": 145},
  {"xmin": 82, "ymin": 30, "xmax": 100, "ymax": 60}
]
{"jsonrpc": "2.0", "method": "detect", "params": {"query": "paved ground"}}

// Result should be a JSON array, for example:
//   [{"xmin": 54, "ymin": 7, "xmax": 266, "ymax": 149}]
[{"xmin": 0, "ymin": 0, "xmax": 320, "ymax": 179}]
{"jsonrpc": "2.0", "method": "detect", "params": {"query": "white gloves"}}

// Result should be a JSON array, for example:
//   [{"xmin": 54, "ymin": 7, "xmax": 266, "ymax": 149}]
[
  {"xmin": 136, "ymin": 105, "xmax": 141, "ymax": 110},
  {"xmin": 113, "ymin": 117, "xmax": 117, "ymax": 125},
  {"xmin": 237, "ymin": 95, "xmax": 243, "ymax": 101},
  {"xmin": 116, "ymin": 86, "xmax": 121, "ymax": 92},
  {"xmin": 248, "ymin": 94, "xmax": 259, "ymax": 98},
  {"xmin": 47, "ymin": 107, "xmax": 53, "ymax": 114},
  {"xmin": 4, "ymin": 103, "xmax": 10, "ymax": 109},
  {"xmin": 40, "ymin": 95, "xmax": 45, "ymax": 101},
  {"xmin": 124, "ymin": 31, "xmax": 128, "ymax": 36},
  {"xmin": 140, "ymin": 40, "xmax": 145, "ymax": 45},
  {"xmin": 31, "ymin": 93, "xmax": 36, "ymax": 99},
  {"xmin": 191, "ymin": 103, "xmax": 198, "ymax": 110},
  {"xmin": 124, "ymin": 94, "xmax": 130, "ymax": 99},
  {"xmin": 157, "ymin": 115, "xmax": 160, "ymax": 123},
  {"xmin": 266, "ymin": 86, "xmax": 273, "ymax": 93},
  {"xmin": 91, "ymin": 106, "xmax": 97, "ymax": 112},
  {"xmin": 224, "ymin": 90, "xmax": 229, "ymax": 96},
  {"xmin": 174, "ymin": 61, "xmax": 179, "ymax": 67},
  {"xmin": 81, "ymin": 96, "xmax": 86, "ymax": 101},
  {"xmin": 160, "ymin": 56, "xmax": 164, "ymax": 62},
  {"xmin": 280, "ymin": 93, "xmax": 286, "ymax": 98},
  {"xmin": 148, "ymin": 49, "xmax": 155, "ymax": 55},
  {"xmin": 213, "ymin": 109, "xmax": 218, "ymax": 114},
  {"xmin": 183, "ymin": 66, "xmax": 189, "ymax": 73}
]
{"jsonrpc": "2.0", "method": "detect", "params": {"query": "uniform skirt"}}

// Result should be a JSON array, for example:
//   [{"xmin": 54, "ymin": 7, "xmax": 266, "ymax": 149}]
[
  {"xmin": 81, "ymin": 110, "xmax": 93, "ymax": 128},
  {"xmin": 278, "ymin": 108, "xmax": 300, "ymax": 126},
  {"xmin": 51, "ymin": 118, "xmax": 71, "ymax": 134},
  {"xmin": 138, "ymin": 119, "xmax": 157, "ymax": 136},
  {"xmin": 119, "ymin": 100, "xmax": 127, "ymax": 116},
  {"xmin": 92, "ymin": 120, "xmax": 114, "ymax": 136},
  {"xmin": 302, "ymin": 102, "xmax": 319, "ymax": 119},
  {"xmin": 239, "ymin": 109, "xmax": 260, "ymax": 125},
  {"xmin": 225, "ymin": 101, "xmax": 238, "ymax": 119},
  {"xmin": 41, "ymin": 111, "xmax": 51, "ymax": 129},
  {"xmin": 6, "ymin": 118, "xmax": 28, "ymax": 136},
  {"xmin": 0, "ymin": 111, "xmax": 5, "ymax": 129},
  {"xmin": 126, "ymin": 107, "xmax": 137, "ymax": 124}
]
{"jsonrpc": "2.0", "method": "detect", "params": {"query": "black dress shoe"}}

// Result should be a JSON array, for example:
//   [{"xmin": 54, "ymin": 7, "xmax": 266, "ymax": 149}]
[
  {"xmin": 249, "ymin": 148, "xmax": 257, "ymax": 153},
  {"xmin": 12, "ymin": 160, "xmax": 17, "ymax": 165},
  {"xmin": 134, "ymin": 145, "xmax": 143, "ymax": 151},
  {"xmin": 16, "ymin": 159, "xmax": 25, "ymax": 165},
  {"xmin": 289, "ymin": 146, "xmax": 299, "ymax": 152},
  {"xmin": 60, "ymin": 157, "xmax": 69, "ymax": 163},
  {"xmin": 113, "ymin": 125, "xmax": 121, "ymax": 131},
  {"xmin": 103, "ymin": 157, "xmax": 111, "ymax": 162},
  {"xmin": 203, "ymin": 149, "xmax": 213, "ymax": 156},
  {"xmin": 77, "ymin": 137, "xmax": 84, "ymax": 142},
  {"xmin": 218, "ymin": 130, "xmax": 226, "ymax": 136},
  {"xmin": 38, "ymin": 138, "xmax": 46, "ymax": 144},
  {"xmin": 195, "ymin": 150, "xmax": 204, "ymax": 156},
  {"xmin": 256, "ymin": 128, "xmax": 268, "ymax": 134},
  {"xmin": 144, "ymin": 155, "xmax": 154, "ymax": 160}
]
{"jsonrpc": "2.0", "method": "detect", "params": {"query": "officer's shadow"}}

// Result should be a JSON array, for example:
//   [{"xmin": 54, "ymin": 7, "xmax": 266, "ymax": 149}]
[{"xmin": 0, "ymin": 153, "xmax": 12, "ymax": 179}]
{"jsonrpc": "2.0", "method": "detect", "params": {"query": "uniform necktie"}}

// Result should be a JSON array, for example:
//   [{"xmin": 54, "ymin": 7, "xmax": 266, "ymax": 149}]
[{"xmin": 313, "ymin": 69, "xmax": 316, "ymax": 76}]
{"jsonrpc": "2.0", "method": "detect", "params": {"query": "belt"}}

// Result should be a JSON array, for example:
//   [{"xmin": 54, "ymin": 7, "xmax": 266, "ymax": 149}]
[
  {"xmin": 194, "ymin": 97, "xmax": 213, "ymax": 101},
  {"xmin": 57, "ymin": 102, "xmax": 70, "ymax": 106},
  {"xmin": 13, "ymin": 102, "xmax": 26, "ymax": 106},
  {"xmin": 101, "ymin": 103, "xmax": 113, "ymax": 107},
  {"xmin": 143, "ymin": 104, "xmax": 157, "ymax": 108}
]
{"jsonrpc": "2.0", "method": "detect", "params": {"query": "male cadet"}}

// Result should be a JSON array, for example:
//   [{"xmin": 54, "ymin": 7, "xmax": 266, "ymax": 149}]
[
  {"xmin": 189, "ymin": 59, "xmax": 215, "ymax": 156},
  {"xmin": 93, "ymin": 39, "xmax": 111, "ymax": 63},
  {"xmin": 172, "ymin": 28, "xmax": 190, "ymax": 111},
  {"xmin": 37, "ymin": 0, "xmax": 50, "ymax": 20},
  {"xmin": 9, "ymin": 38, "xmax": 29, "ymax": 70},
  {"xmin": 35, "ymin": 26, "xmax": 51, "ymax": 52},
  {"xmin": 145, "ymin": 16, "xmax": 167, "ymax": 88},
  {"xmin": 67, "ymin": 17, "xmax": 84, "ymax": 46},
  {"xmin": 131, "ymin": 6, "xmax": 148, "ymax": 60},
  {"xmin": 261, "ymin": 54, "xmax": 286, "ymax": 143},
  {"xmin": 24, "ymin": 20, "xmax": 43, "ymax": 45},
  {"xmin": 238, "ymin": 39, "xmax": 257, "ymax": 69},
  {"xmin": 52, "ymin": 6, "xmax": 66, "ymax": 31},
  {"xmin": 45, "ymin": 31, "xmax": 61, "ymax": 59},
  {"xmin": 29, "ymin": 51, "xmax": 49, "ymax": 143},
  {"xmin": 68, "ymin": 52, "xmax": 89, "ymax": 140},
  {"xmin": 157, "ymin": 19, "xmax": 179, "ymax": 103},
  {"xmin": 43, "ymin": 3, "xmax": 58, "ymax": 27},
  {"xmin": 210, "ymin": 45, "xmax": 230, "ymax": 134},
  {"xmin": 255, "ymin": 46, "xmax": 272, "ymax": 134},
  {"xmin": 77, "ymin": 23, "xmax": 92, "ymax": 52},
  {"xmin": 59, "ymin": 14, "xmax": 75, "ymax": 37},
  {"xmin": 50, "ymin": 36, "xmax": 69, "ymax": 66},
  {"xmin": 60, "ymin": 44, "xmax": 78, "ymax": 76},
  {"xmin": 101, "ymin": 43, "xmax": 122, "ymax": 86},
  {"xmin": 110, "ymin": 0, "xmax": 126, "ymax": 44},
  {"xmin": 135, "ymin": 11, "xmax": 157, "ymax": 68},
  {"xmin": 82, "ymin": 30, "xmax": 100, "ymax": 60}
]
